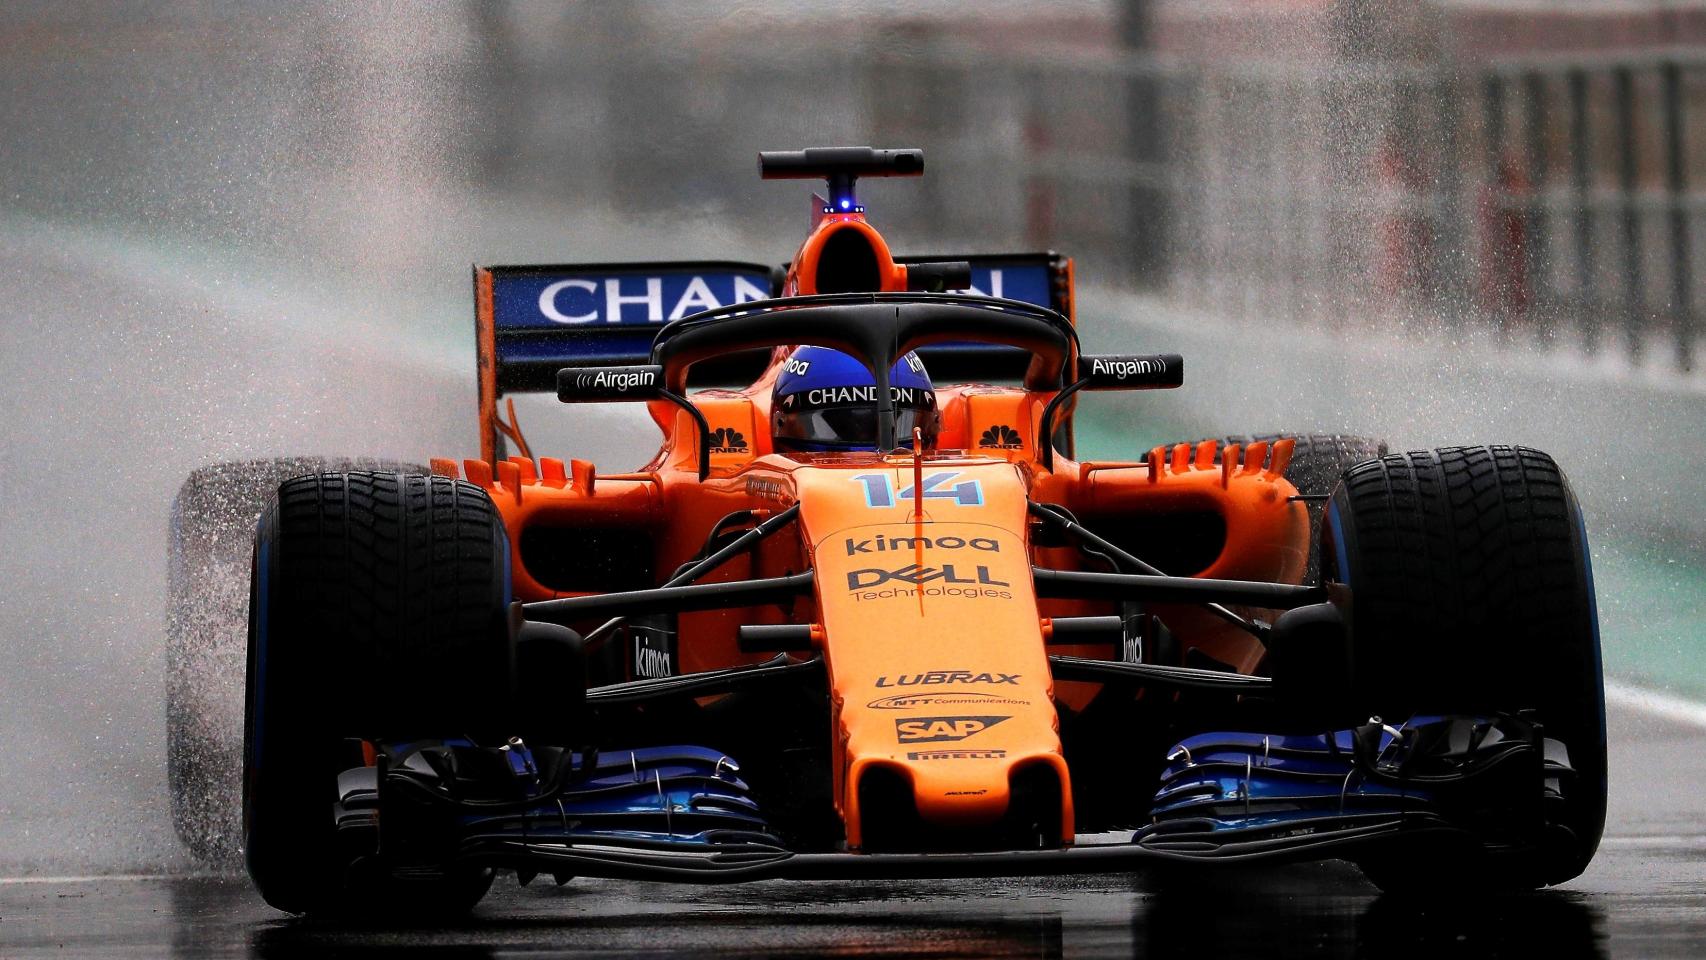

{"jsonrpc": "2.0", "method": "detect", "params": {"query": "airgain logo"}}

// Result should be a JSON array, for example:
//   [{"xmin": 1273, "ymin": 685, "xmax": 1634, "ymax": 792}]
[
  {"xmin": 978, "ymin": 425, "xmax": 1023, "ymax": 449},
  {"xmin": 710, "ymin": 427, "xmax": 748, "ymax": 454},
  {"xmin": 895, "ymin": 715, "xmax": 1010, "ymax": 744}
]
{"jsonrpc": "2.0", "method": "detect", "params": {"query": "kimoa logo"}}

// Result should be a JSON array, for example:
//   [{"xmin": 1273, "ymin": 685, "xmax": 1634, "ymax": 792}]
[
  {"xmin": 874, "ymin": 670, "xmax": 1020, "ymax": 688},
  {"xmin": 846, "ymin": 564, "xmax": 1010, "ymax": 589},
  {"xmin": 635, "ymin": 646, "xmax": 672, "ymax": 679},
  {"xmin": 710, "ymin": 427, "xmax": 747, "ymax": 453},
  {"xmin": 896, "ymin": 715, "xmax": 1010, "ymax": 744},
  {"xmin": 844, "ymin": 534, "xmax": 1000, "ymax": 556},
  {"xmin": 577, "ymin": 368, "xmax": 655, "ymax": 391},
  {"xmin": 978, "ymin": 425, "xmax": 1023, "ymax": 449}
]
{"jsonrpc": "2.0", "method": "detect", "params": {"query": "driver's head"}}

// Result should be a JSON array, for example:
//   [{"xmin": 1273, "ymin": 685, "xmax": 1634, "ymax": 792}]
[{"xmin": 771, "ymin": 346, "xmax": 939, "ymax": 452}]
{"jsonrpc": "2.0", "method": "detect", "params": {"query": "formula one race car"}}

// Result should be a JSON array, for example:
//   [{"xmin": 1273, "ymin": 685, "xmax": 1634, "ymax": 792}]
[{"xmin": 171, "ymin": 147, "xmax": 1605, "ymax": 914}]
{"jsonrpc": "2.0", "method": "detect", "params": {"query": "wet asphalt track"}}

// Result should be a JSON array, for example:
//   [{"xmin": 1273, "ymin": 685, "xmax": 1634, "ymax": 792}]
[{"xmin": 3, "ymin": 703, "xmax": 1702, "ymax": 959}]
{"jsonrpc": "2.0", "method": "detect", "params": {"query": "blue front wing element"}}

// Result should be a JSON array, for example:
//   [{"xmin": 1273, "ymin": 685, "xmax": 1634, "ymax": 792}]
[
  {"xmin": 363, "ymin": 742, "xmax": 783, "ymax": 858},
  {"xmin": 1135, "ymin": 715, "xmax": 1575, "ymax": 858}
]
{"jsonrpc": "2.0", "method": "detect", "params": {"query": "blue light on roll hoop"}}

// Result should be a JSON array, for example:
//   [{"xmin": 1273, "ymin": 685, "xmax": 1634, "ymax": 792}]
[{"xmin": 840, "ymin": 198, "xmax": 851, "ymax": 210}]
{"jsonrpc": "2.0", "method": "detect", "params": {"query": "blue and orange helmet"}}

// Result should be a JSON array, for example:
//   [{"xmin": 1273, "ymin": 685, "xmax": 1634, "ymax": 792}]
[{"xmin": 771, "ymin": 346, "xmax": 939, "ymax": 452}]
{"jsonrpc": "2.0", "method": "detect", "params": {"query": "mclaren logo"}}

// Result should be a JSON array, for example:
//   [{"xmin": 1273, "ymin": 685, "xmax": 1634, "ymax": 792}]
[
  {"xmin": 895, "ymin": 715, "xmax": 1010, "ymax": 744},
  {"xmin": 978, "ymin": 425, "xmax": 1023, "ymax": 449},
  {"xmin": 709, "ymin": 427, "xmax": 748, "ymax": 454}
]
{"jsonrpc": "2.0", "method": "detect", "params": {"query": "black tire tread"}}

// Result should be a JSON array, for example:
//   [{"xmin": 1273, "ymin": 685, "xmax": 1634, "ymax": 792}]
[
  {"xmin": 1324, "ymin": 445, "xmax": 1605, "ymax": 889},
  {"xmin": 245, "ymin": 471, "xmax": 508, "ymax": 914}
]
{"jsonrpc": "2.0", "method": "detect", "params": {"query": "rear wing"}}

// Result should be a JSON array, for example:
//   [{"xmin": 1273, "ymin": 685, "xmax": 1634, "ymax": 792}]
[{"xmin": 473, "ymin": 253, "xmax": 1073, "ymax": 462}]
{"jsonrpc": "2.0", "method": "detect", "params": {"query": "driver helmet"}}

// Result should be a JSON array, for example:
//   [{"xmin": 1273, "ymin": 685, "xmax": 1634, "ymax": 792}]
[{"xmin": 771, "ymin": 346, "xmax": 939, "ymax": 452}]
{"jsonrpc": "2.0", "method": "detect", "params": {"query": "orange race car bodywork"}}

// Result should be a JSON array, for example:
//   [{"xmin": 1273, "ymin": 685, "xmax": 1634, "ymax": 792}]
[{"xmin": 443, "ymin": 155, "xmax": 1309, "ymax": 850}]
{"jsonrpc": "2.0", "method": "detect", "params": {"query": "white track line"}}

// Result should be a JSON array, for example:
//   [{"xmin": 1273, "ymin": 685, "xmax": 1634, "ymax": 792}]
[
  {"xmin": 0, "ymin": 873, "xmax": 175, "ymax": 886},
  {"xmin": 1604, "ymin": 678, "xmax": 1706, "ymax": 730}
]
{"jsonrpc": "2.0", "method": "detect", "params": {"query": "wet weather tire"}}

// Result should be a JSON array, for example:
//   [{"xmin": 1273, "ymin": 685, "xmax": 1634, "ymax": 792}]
[
  {"xmin": 167, "ymin": 457, "xmax": 424, "ymax": 868},
  {"xmin": 1321, "ymin": 446, "xmax": 1605, "ymax": 891},
  {"xmin": 243, "ymin": 471, "xmax": 510, "ymax": 915}
]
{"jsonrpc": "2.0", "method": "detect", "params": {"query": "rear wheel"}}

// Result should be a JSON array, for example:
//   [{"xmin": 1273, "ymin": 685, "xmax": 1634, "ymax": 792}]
[
  {"xmin": 1321, "ymin": 446, "xmax": 1605, "ymax": 891},
  {"xmin": 244, "ymin": 471, "xmax": 511, "ymax": 915}
]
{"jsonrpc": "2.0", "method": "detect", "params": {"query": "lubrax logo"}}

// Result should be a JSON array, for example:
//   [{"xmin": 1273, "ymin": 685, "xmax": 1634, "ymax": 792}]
[
  {"xmin": 978, "ymin": 425, "xmax": 1023, "ymax": 449},
  {"xmin": 575, "ymin": 368, "xmax": 655, "ymax": 392},
  {"xmin": 845, "ymin": 564, "xmax": 1013, "ymax": 602},
  {"xmin": 874, "ymin": 670, "xmax": 1021, "ymax": 688},
  {"xmin": 843, "ymin": 534, "xmax": 1000, "ymax": 556},
  {"xmin": 710, "ymin": 427, "xmax": 748, "ymax": 454},
  {"xmin": 895, "ymin": 715, "xmax": 1010, "ymax": 744}
]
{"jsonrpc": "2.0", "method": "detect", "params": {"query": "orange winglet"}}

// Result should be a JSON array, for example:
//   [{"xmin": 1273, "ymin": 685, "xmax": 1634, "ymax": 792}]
[
  {"xmin": 570, "ymin": 458, "xmax": 596, "ymax": 495},
  {"xmin": 539, "ymin": 457, "xmax": 568, "ymax": 489},
  {"xmin": 1242, "ymin": 440, "xmax": 1269, "ymax": 475},
  {"xmin": 1194, "ymin": 440, "xmax": 1217, "ymax": 471},
  {"xmin": 1267, "ymin": 438, "xmax": 1296, "ymax": 479},
  {"xmin": 430, "ymin": 458, "xmax": 460, "ymax": 479},
  {"xmin": 461, "ymin": 458, "xmax": 494, "ymax": 489},
  {"xmin": 1148, "ymin": 446, "xmax": 1165, "ymax": 483},
  {"xmin": 1170, "ymin": 442, "xmax": 1190, "ymax": 474},
  {"xmin": 510, "ymin": 456, "xmax": 538, "ymax": 485},
  {"xmin": 1221, "ymin": 444, "xmax": 1240, "ymax": 488},
  {"xmin": 495, "ymin": 459, "xmax": 522, "ymax": 505}
]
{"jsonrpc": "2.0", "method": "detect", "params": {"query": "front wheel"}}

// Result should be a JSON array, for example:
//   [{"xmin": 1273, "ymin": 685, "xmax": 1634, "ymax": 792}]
[
  {"xmin": 244, "ymin": 472, "xmax": 511, "ymax": 915},
  {"xmin": 1322, "ymin": 446, "xmax": 1605, "ymax": 891}
]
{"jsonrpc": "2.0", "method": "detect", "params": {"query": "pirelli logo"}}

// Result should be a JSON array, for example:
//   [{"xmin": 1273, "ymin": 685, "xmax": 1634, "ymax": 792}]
[{"xmin": 906, "ymin": 749, "xmax": 1008, "ymax": 761}]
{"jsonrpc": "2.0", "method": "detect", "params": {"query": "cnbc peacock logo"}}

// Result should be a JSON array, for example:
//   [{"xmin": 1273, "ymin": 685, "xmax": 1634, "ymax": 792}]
[
  {"xmin": 710, "ymin": 428, "xmax": 748, "ymax": 454},
  {"xmin": 978, "ymin": 425, "xmax": 1023, "ymax": 449}
]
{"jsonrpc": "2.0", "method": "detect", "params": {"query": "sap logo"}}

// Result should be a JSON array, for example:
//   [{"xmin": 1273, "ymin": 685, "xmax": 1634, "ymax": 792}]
[
  {"xmin": 846, "ymin": 565, "xmax": 1009, "ymax": 589},
  {"xmin": 575, "ymin": 368, "xmax": 655, "ymax": 392},
  {"xmin": 538, "ymin": 275, "xmax": 769, "ymax": 325},
  {"xmin": 709, "ymin": 427, "xmax": 748, "ymax": 454},
  {"xmin": 782, "ymin": 357, "xmax": 812, "ymax": 376},
  {"xmin": 1090, "ymin": 356, "xmax": 1166, "ymax": 380},
  {"xmin": 874, "ymin": 670, "xmax": 1021, "ymax": 688},
  {"xmin": 843, "ymin": 534, "xmax": 1000, "ymax": 556},
  {"xmin": 895, "ymin": 715, "xmax": 1010, "ymax": 744},
  {"xmin": 978, "ymin": 425, "xmax": 1023, "ymax": 449}
]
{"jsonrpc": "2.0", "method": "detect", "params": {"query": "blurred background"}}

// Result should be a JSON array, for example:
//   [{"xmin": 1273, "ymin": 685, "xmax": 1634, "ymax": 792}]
[{"xmin": 0, "ymin": 0, "xmax": 1701, "ymax": 875}]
